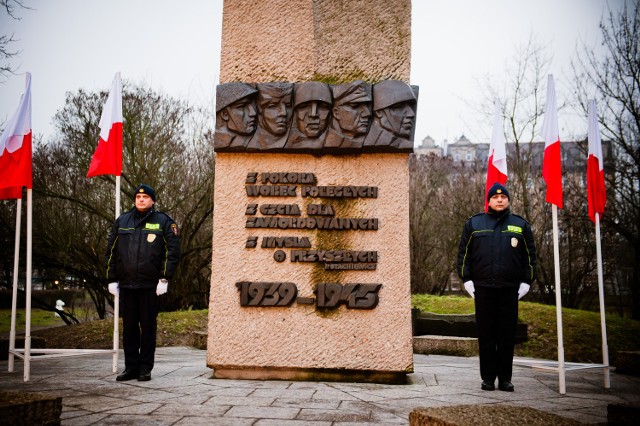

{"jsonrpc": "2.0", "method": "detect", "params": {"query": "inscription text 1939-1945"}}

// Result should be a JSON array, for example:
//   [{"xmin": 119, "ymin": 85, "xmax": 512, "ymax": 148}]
[{"xmin": 236, "ymin": 282, "xmax": 382, "ymax": 310}]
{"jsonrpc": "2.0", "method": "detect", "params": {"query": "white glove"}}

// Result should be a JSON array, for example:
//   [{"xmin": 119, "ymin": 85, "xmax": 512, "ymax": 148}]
[
  {"xmin": 108, "ymin": 282, "xmax": 119, "ymax": 296},
  {"xmin": 156, "ymin": 279, "xmax": 168, "ymax": 296},
  {"xmin": 518, "ymin": 283, "xmax": 530, "ymax": 300},
  {"xmin": 463, "ymin": 280, "xmax": 475, "ymax": 299}
]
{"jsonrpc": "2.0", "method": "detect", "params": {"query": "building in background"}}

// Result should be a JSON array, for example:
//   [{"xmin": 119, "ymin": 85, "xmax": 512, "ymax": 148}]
[
  {"xmin": 413, "ymin": 135, "xmax": 444, "ymax": 157},
  {"xmin": 414, "ymin": 134, "xmax": 612, "ymax": 174}
]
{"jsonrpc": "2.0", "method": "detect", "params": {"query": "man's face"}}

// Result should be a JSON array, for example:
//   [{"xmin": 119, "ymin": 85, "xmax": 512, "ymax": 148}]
[
  {"xmin": 135, "ymin": 193, "xmax": 154, "ymax": 212},
  {"xmin": 295, "ymin": 101, "xmax": 331, "ymax": 137},
  {"xmin": 489, "ymin": 194, "xmax": 509, "ymax": 211},
  {"xmin": 333, "ymin": 102, "xmax": 371, "ymax": 136},
  {"xmin": 377, "ymin": 101, "xmax": 415, "ymax": 138},
  {"xmin": 224, "ymin": 97, "xmax": 257, "ymax": 135},
  {"xmin": 258, "ymin": 94, "xmax": 292, "ymax": 135}
]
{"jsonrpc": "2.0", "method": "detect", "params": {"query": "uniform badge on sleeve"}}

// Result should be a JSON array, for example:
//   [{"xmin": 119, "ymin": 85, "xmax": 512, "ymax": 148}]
[
  {"xmin": 511, "ymin": 237, "xmax": 518, "ymax": 248},
  {"xmin": 171, "ymin": 223, "xmax": 179, "ymax": 236}
]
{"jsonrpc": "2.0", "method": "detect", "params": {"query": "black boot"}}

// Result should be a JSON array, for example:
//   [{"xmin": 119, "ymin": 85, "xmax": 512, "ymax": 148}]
[
  {"xmin": 498, "ymin": 380, "xmax": 514, "ymax": 392},
  {"xmin": 481, "ymin": 380, "xmax": 495, "ymax": 391},
  {"xmin": 116, "ymin": 369, "xmax": 139, "ymax": 381}
]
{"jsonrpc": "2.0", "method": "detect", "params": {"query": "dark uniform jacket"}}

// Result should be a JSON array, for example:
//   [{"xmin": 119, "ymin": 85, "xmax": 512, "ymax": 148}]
[
  {"xmin": 457, "ymin": 208, "xmax": 536, "ymax": 288},
  {"xmin": 106, "ymin": 207, "xmax": 180, "ymax": 289}
]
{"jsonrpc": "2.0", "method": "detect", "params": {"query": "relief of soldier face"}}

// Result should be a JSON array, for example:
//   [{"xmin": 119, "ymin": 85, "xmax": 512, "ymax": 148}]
[
  {"xmin": 221, "ymin": 97, "xmax": 257, "ymax": 135},
  {"xmin": 333, "ymin": 102, "xmax": 371, "ymax": 137},
  {"xmin": 377, "ymin": 101, "xmax": 415, "ymax": 138},
  {"xmin": 258, "ymin": 94, "xmax": 292, "ymax": 136},
  {"xmin": 295, "ymin": 101, "xmax": 331, "ymax": 138}
]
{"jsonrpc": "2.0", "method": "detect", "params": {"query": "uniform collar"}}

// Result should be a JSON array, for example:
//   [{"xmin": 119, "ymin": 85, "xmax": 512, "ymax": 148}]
[
  {"xmin": 133, "ymin": 206, "xmax": 155, "ymax": 220},
  {"xmin": 488, "ymin": 207, "xmax": 510, "ymax": 220}
]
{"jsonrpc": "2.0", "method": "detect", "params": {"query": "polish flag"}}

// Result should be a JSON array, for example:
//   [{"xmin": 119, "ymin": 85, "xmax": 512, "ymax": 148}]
[
  {"xmin": 87, "ymin": 72, "xmax": 122, "ymax": 177},
  {"xmin": 485, "ymin": 101, "xmax": 508, "ymax": 211},
  {"xmin": 541, "ymin": 74, "xmax": 563, "ymax": 208},
  {"xmin": 587, "ymin": 100, "xmax": 606, "ymax": 222},
  {"xmin": 0, "ymin": 72, "xmax": 32, "ymax": 200}
]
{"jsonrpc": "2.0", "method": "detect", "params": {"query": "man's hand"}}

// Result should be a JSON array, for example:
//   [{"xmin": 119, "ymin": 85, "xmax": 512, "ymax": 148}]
[
  {"xmin": 463, "ymin": 281, "xmax": 475, "ymax": 299},
  {"xmin": 518, "ymin": 283, "xmax": 530, "ymax": 300},
  {"xmin": 108, "ymin": 282, "xmax": 119, "ymax": 296},
  {"xmin": 156, "ymin": 279, "xmax": 168, "ymax": 296}
]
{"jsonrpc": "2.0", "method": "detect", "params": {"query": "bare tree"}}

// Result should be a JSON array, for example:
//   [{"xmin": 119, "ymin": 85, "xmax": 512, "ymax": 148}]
[
  {"xmin": 27, "ymin": 82, "xmax": 214, "ymax": 317},
  {"xmin": 572, "ymin": 3, "xmax": 640, "ymax": 318},
  {"xmin": 0, "ymin": 0, "xmax": 30, "ymax": 81},
  {"xmin": 409, "ymin": 153, "xmax": 484, "ymax": 294}
]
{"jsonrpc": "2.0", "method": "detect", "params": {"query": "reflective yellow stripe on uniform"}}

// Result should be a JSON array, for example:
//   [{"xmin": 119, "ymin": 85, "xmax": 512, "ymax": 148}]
[
  {"xmin": 106, "ymin": 235, "xmax": 119, "ymax": 279},
  {"xmin": 162, "ymin": 236, "xmax": 169, "ymax": 276}
]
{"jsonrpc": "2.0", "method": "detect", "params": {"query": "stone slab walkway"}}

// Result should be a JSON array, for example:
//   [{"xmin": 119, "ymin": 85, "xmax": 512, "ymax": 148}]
[{"xmin": 1, "ymin": 347, "xmax": 638, "ymax": 425}]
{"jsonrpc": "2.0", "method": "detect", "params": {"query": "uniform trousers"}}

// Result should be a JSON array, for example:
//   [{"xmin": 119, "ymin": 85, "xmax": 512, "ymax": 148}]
[
  {"xmin": 120, "ymin": 287, "xmax": 159, "ymax": 373},
  {"xmin": 474, "ymin": 285, "xmax": 519, "ymax": 382}
]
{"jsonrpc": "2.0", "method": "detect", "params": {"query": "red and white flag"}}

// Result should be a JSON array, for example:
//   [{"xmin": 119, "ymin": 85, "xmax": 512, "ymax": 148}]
[
  {"xmin": 0, "ymin": 72, "xmax": 32, "ymax": 200},
  {"xmin": 87, "ymin": 72, "xmax": 123, "ymax": 177},
  {"xmin": 587, "ymin": 100, "xmax": 606, "ymax": 222},
  {"xmin": 541, "ymin": 74, "xmax": 563, "ymax": 208},
  {"xmin": 485, "ymin": 101, "xmax": 508, "ymax": 211}
]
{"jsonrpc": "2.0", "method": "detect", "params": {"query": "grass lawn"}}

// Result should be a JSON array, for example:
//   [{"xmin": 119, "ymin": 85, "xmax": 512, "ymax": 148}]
[
  {"xmin": 3, "ymin": 296, "xmax": 639, "ymax": 366},
  {"xmin": 4, "ymin": 309, "xmax": 210, "ymax": 349},
  {"xmin": 0, "ymin": 308, "xmax": 69, "ymax": 334},
  {"xmin": 411, "ymin": 294, "xmax": 640, "ymax": 364}
]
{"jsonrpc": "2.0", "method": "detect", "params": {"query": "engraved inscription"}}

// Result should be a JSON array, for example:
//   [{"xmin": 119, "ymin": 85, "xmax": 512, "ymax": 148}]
[
  {"xmin": 236, "ymin": 282, "xmax": 381, "ymax": 309},
  {"xmin": 240, "ymin": 171, "xmax": 383, "ymax": 310},
  {"xmin": 261, "ymin": 236, "xmax": 312, "ymax": 248},
  {"xmin": 246, "ymin": 172, "xmax": 258, "ymax": 183},
  {"xmin": 246, "ymin": 185, "xmax": 297, "ymax": 197},
  {"xmin": 245, "ymin": 203, "xmax": 258, "ymax": 215},
  {"xmin": 315, "ymin": 283, "xmax": 382, "ymax": 309},
  {"xmin": 261, "ymin": 172, "xmax": 317, "ymax": 184},
  {"xmin": 273, "ymin": 250, "xmax": 287, "ymax": 262},
  {"xmin": 245, "ymin": 217, "xmax": 378, "ymax": 230},
  {"xmin": 301, "ymin": 185, "xmax": 378, "ymax": 198},
  {"xmin": 236, "ymin": 282, "xmax": 298, "ymax": 307},
  {"xmin": 307, "ymin": 204, "xmax": 335, "ymax": 216},
  {"xmin": 259, "ymin": 204, "xmax": 301, "ymax": 216},
  {"xmin": 291, "ymin": 250, "xmax": 378, "ymax": 263},
  {"xmin": 245, "ymin": 236, "xmax": 258, "ymax": 248}
]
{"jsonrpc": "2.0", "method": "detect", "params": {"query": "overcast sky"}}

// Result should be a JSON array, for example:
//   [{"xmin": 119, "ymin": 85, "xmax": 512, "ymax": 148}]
[{"xmin": 0, "ymin": 0, "xmax": 622, "ymax": 147}]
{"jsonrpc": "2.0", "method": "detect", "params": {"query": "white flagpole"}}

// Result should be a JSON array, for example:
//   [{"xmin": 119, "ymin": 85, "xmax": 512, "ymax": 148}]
[
  {"xmin": 595, "ymin": 213, "xmax": 610, "ymax": 387},
  {"xmin": 8, "ymin": 197, "xmax": 22, "ymax": 372},
  {"xmin": 23, "ymin": 188, "xmax": 32, "ymax": 381},
  {"xmin": 112, "ymin": 175, "xmax": 121, "ymax": 372},
  {"xmin": 115, "ymin": 176, "xmax": 121, "ymax": 218},
  {"xmin": 552, "ymin": 205, "xmax": 566, "ymax": 394}
]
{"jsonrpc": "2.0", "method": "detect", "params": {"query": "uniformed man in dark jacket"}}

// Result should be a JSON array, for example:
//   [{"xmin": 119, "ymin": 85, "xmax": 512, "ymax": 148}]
[
  {"xmin": 106, "ymin": 184, "xmax": 180, "ymax": 381},
  {"xmin": 457, "ymin": 182, "xmax": 536, "ymax": 392}
]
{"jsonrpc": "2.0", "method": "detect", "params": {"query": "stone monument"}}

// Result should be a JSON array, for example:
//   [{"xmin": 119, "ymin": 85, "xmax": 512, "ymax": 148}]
[{"xmin": 207, "ymin": 0, "xmax": 415, "ymax": 383}]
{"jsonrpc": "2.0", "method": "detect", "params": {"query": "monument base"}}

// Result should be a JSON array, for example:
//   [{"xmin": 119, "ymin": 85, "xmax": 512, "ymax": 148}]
[
  {"xmin": 210, "ymin": 365, "xmax": 408, "ymax": 384},
  {"xmin": 208, "ymin": 153, "xmax": 414, "ymax": 380}
]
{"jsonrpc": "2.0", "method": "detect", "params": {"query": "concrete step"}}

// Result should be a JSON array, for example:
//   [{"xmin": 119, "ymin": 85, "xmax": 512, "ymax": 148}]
[
  {"xmin": 410, "ymin": 404, "xmax": 582, "ymax": 425},
  {"xmin": 413, "ymin": 335, "xmax": 478, "ymax": 357}
]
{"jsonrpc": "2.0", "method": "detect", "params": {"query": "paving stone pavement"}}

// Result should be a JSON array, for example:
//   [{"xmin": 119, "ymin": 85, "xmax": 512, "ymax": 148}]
[{"xmin": 1, "ymin": 347, "xmax": 639, "ymax": 425}]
